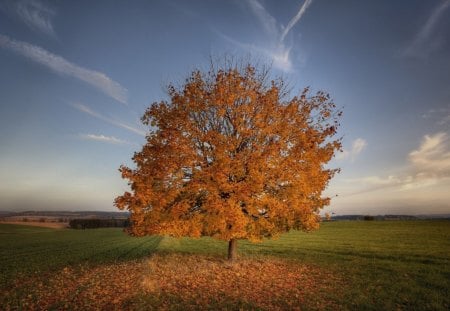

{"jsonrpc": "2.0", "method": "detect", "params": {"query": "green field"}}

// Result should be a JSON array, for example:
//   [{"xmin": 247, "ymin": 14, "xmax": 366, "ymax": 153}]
[{"xmin": 1, "ymin": 220, "xmax": 449, "ymax": 310}]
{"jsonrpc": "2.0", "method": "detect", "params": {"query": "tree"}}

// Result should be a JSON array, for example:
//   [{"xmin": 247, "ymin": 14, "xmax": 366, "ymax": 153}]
[{"xmin": 115, "ymin": 62, "xmax": 342, "ymax": 260}]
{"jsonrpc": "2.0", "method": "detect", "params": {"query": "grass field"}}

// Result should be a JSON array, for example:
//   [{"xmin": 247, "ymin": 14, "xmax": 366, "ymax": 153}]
[{"xmin": 1, "ymin": 220, "xmax": 449, "ymax": 310}]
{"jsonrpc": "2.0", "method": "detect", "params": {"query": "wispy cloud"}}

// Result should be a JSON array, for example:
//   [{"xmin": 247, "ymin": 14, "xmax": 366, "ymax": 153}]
[
  {"xmin": 280, "ymin": 0, "xmax": 313, "ymax": 42},
  {"xmin": 226, "ymin": 0, "xmax": 313, "ymax": 72},
  {"xmin": 247, "ymin": 0, "xmax": 278, "ymax": 39},
  {"xmin": 80, "ymin": 134, "xmax": 130, "ymax": 145},
  {"xmin": 422, "ymin": 105, "xmax": 450, "ymax": 126},
  {"xmin": 439, "ymin": 115, "xmax": 450, "ymax": 126},
  {"xmin": 16, "ymin": 0, "xmax": 56, "ymax": 37},
  {"xmin": 352, "ymin": 175, "xmax": 402, "ymax": 186},
  {"xmin": 403, "ymin": 0, "xmax": 450, "ymax": 58},
  {"xmin": 0, "ymin": 0, "xmax": 56, "ymax": 37},
  {"xmin": 72, "ymin": 102, "xmax": 146, "ymax": 136},
  {"xmin": 0, "ymin": 34, "xmax": 128, "ymax": 104},
  {"xmin": 341, "ymin": 132, "xmax": 450, "ymax": 197},
  {"xmin": 409, "ymin": 132, "xmax": 450, "ymax": 176},
  {"xmin": 336, "ymin": 138, "xmax": 367, "ymax": 161},
  {"xmin": 219, "ymin": 32, "xmax": 293, "ymax": 72}
]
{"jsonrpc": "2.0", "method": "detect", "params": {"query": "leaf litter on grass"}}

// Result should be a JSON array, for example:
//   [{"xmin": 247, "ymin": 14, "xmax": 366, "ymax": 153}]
[{"xmin": 1, "ymin": 254, "xmax": 346, "ymax": 310}]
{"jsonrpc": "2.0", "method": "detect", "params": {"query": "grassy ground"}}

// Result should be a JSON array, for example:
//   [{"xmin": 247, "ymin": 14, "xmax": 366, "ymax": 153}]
[
  {"xmin": 1, "ymin": 220, "xmax": 449, "ymax": 310},
  {"xmin": 0, "ymin": 224, "xmax": 161, "ymax": 287}
]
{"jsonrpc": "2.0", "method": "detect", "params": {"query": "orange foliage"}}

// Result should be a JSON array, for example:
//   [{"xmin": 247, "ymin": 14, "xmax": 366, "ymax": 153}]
[{"xmin": 115, "ymin": 63, "xmax": 342, "ymax": 245}]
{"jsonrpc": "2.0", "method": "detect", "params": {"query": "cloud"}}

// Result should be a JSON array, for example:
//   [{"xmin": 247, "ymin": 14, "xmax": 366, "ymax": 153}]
[
  {"xmin": 16, "ymin": 0, "xmax": 56, "ymax": 37},
  {"xmin": 0, "ymin": 0, "xmax": 56, "ymax": 37},
  {"xmin": 409, "ymin": 132, "xmax": 450, "ymax": 176},
  {"xmin": 352, "ymin": 138, "xmax": 367, "ymax": 156},
  {"xmin": 246, "ymin": 0, "xmax": 278, "ymax": 39},
  {"xmin": 329, "ymin": 134, "xmax": 450, "ymax": 214},
  {"xmin": 0, "ymin": 34, "xmax": 128, "ymax": 104},
  {"xmin": 340, "ymin": 132, "xmax": 450, "ymax": 197},
  {"xmin": 336, "ymin": 138, "xmax": 367, "ymax": 161},
  {"xmin": 337, "ymin": 175, "xmax": 404, "ymax": 198},
  {"xmin": 219, "ymin": 32, "xmax": 293, "ymax": 72},
  {"xmin": 356, "ymin": 175, "xmax": 402, "ymax": 186},
  {"xmin": 280, "ymin": 0, "xmax": 313, "ymax": 42},
  {"xmin": 80, "ymin": 134, "xmax": 129, "ymax": 145},
  {"xmin": 227, "ymin": 0, "xmax": 313, "ymax": 72},
  {"xmin": 439, "ymin": 114, "xmax": 450, "ymax": 126},
  {"xmin": 72, "ymin": 102, "xmax": 146, "ymax": 136},
  {"xmin": 403, "ymin": 0, "xmax": 450, "ymax": 58},
  {"xmin": 422, "ymin": 106, "xmax": 450, "ymax": 126}
]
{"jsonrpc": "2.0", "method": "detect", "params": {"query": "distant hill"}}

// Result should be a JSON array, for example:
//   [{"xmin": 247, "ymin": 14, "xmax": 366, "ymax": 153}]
[
  {"xmin": 0, "ymin": 210, "xmax": 130, "ymax": 220},
  {"xmin": 415, "ymin": 214, "xmax": 450, "ymax": 219},
  {"xmin": 330, "ymin": 214, "xmax": 450, "ymax": 221},
  {"xmin": 1, "ymin": 211, "xmax": 449, "ymax": 222}
]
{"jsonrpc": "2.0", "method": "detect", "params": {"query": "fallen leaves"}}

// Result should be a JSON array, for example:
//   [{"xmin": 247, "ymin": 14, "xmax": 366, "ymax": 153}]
[
  {"xmin": 1, "ymin": 260, "xmax": 147, "ymax": 310},
  {"xmin": 1, "ymin": 254, "xmax": 346, "ymax": 310},
  {"xmin": 141, "ymin": 254, "xmax": 346, "ymax": 310}
]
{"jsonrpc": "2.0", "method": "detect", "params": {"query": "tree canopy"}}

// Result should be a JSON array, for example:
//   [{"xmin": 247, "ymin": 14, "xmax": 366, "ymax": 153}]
[{"xmin": 115, "ymin": 63, "xmax": 342, "ymax": 259}]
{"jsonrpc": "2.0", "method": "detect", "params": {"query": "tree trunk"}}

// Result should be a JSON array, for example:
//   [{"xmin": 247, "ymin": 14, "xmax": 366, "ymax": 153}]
[{"xmin": 228, "ymin": 238, "xmax": 237, "ymax": 261}]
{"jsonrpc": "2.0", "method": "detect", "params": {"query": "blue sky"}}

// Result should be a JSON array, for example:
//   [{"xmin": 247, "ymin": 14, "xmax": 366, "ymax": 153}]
[{"xmin": 0, "ymin": 0, "xmax": 449, "ymax": 215}]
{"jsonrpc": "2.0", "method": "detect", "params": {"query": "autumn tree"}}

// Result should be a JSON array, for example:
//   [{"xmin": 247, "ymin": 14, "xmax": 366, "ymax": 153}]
[{"xmin": 115, "ymin": 62, "xmax": 342, "ymax": 260}]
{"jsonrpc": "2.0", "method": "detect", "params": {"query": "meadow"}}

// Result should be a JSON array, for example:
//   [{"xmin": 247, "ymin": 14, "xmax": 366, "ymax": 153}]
[{"xmin": 1, "ymin": 220, "xmax": 449, "ymax": 310}]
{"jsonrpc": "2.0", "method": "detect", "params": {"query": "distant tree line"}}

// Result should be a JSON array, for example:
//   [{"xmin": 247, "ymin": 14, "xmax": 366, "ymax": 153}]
[
  {"xmin": 69, "ymin": 218, "xmax": 130, "ymax": 229},
  {"xmin": 329, "ymin": 215, "xmax": 419, "ymax": 221}
]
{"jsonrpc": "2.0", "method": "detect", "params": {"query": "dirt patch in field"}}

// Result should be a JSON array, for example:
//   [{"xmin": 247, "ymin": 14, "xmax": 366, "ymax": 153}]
[
  {"xmin": 0, "ymin": 221, "xmax": 69, "ymax": 229},
  {"xmin": 2, "ymin": 254, "xmax": 346, "ymax": 310}
]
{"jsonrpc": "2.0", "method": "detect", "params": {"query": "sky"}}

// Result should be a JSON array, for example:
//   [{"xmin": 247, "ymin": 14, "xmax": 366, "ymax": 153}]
[{"xmin": 0, "ymin": 0, "xmax": 449, "ymax": 215}]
